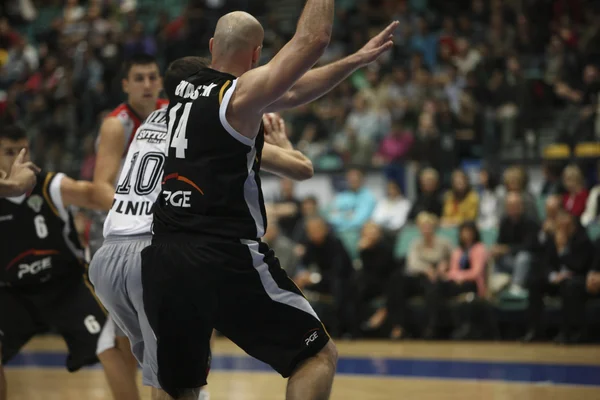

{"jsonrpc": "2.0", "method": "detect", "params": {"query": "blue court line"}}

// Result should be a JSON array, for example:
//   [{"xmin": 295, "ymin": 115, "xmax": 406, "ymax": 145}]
[{"xmin": 7, "ymin": 352, "xmax": 600, "ymax": 387}]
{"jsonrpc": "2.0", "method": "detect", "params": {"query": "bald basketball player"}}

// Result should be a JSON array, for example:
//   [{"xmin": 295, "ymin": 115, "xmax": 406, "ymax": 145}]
[
  {"xmin": 0, "ymin": 149, "xmax": 39, "ymax": 197},
  {"xmin": 141, "ymin": 3, "xmax": 398, "ymax": 399}
]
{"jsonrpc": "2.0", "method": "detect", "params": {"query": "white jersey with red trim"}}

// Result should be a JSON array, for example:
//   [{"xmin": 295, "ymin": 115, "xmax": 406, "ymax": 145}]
[{"xmin": 103, "ymin": 108, "xmax": 168, "ymax": 237}]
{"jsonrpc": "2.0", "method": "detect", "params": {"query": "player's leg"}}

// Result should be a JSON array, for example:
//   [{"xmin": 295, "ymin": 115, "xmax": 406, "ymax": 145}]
[
  {"xmin": 89, "ymin": 240, "xmax": 147, "ymax": 400},
  {"xmin": 141, "ymin": 242, "xmax": 215, "ymax": 399},
  {"xmin": 0, "ymin": 288, "xmax": 41, "ymax": 400},
  {"xmin": 216, "ymin": 241, "xmax": 337, "ymax": 400},
  {"xmin": 97, "ymin": 321, "xmax": 140, "ymax": 400}
]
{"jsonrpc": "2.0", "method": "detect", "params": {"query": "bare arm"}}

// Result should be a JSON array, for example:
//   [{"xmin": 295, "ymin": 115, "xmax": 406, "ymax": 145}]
[
  {"xmin": 265, "ymin": 21, "xmax": 398, "ymax": 112},
  {"xmin": 228, "ymin": 0, "xmax": 335, "ymax": 135},
  {"xmin": 92, "ymin": 117, "xmax": 124, "ymax": 210},
  {"xmin": 61, "ymin": 176, "xmax": 113, "ymax": 210},
  {"xmin": 261, "ymin": 143, "xmax": 314, "ymax": 181}
]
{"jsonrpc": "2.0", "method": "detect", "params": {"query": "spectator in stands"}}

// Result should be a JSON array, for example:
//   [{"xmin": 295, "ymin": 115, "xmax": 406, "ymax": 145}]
[
  {"xmin": 267, "ymin": 178, "xmax": 301, "ymax": 239},
  {"xmin": 327, "ymin": 168, "xmax": 376, "ymax": 233},
  {"xmin": 384, "ymin": 212, "xmax": 453, "ymax": 339},
  {"xmin": 371, "ymin": 180, "xmax": 411, "ymax": 235},
  {"xmin": 441, "ymin": 169, "xmax": 479, "ymax": 227},
  {"xmin": 499, "ymin": 166, "xmax": 539, "ymax": 221},
  {"xmin": 562, "ymin": 164, "xmax": 589, "ymax": 218},
  {"xmin": 587, "ymin": 239, "xmax": 600, "ymax": 296},
  {"xmin": 437, "ymin": 221, "xmax": 488, "ymax": 339},
  {"xmin": 582, "ymin": 180, "xmax": 600, "ymax": 227},
  {"xmin": 541, "ymin": 161, "xmax": 565, "ymax": 196},
  {"xmin": 524, "ymin": 211, "xmax": 594, "ymax": 343},
  {"xmin": 263, "ymin": 215, "xmax": 299, "ymax": 279},
  {"xmin": 356, "ymin": 222, "xmax": 396, "ymax": 331},
  {"xmin": 408, "ymin": 168, "xmax": 444, "ymax": 220},
  {"xmin": 297, "ymin": 217, "xmax": 355, "ymax": 336},
  {"xmin": 477, "ymin": 167, "xmax": 501, "ymax": 230},
  {"xmin": 492, "ymin": 192, "xmax": 539, "ymax": 297},
  {"xmin": 372, "ymin": 119, "xmax": 414, "ymax": 166},
  {"xmin": 538, "ymin": 195, "xmax": 563, "ymax": 247}
]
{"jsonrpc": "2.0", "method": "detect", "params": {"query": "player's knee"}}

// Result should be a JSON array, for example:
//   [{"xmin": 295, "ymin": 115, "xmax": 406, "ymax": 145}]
[{"xmin": 316, "ymin": 340, "xmax": 338, "ymax": 371}]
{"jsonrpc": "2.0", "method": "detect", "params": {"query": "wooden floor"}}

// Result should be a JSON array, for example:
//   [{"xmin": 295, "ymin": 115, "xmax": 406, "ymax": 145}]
[{"xmin": 6, "ymin": 336, "xmax": 600, "ymax": 399}]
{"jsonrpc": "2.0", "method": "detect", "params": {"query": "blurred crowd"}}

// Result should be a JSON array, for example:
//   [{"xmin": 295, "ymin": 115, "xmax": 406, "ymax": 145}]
[
  {"xmin": 265, "ymin": 163, "xmax": 600, "ymax": 342},
  {"xmin": 2, "ymin": 0, "xmax": 600, "ymax": 342}
]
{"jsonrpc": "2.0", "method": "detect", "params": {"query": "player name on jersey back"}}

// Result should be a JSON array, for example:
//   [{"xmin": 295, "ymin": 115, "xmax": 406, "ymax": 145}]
[{"xmin": 103, "ymin": 108, "xmax": 168, "ymax": 237}]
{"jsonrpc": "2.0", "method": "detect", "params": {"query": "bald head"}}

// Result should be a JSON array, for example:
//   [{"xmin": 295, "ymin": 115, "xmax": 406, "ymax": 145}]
[{"xmin": 211, "ymin": 12, "xmax": 264, "ymax": 60}]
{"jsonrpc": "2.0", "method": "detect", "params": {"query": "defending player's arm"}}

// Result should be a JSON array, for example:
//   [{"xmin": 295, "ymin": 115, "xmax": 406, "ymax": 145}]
[
  {"xmin": 91, "ymin": 117, "xmax": 125, "ymax": 210},
  {"xmin": 0, "ymin": 149, "xmax": 40, "ymax": 197},
  {"xmin": 260, "ymin": 113, "xmax": 313, "ymax": 181},
  {"xmin": 229, "ymin": 0, "xmax": 335, "ymax": 132},
  {"xmin": 60, "ymin": 175, "xmax": 113, "ymax": 211},
  {"xmin": 265, "ymin": 21, "xmax": 399, "ymax": 112}
]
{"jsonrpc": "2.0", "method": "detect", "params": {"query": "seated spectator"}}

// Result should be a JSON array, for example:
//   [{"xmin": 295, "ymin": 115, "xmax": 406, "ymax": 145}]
[
  {"xmin": 562, "ymin": 164, "xmax": 589, "ymax": 218},
  {"xmin": 538, "ymin": 195, "xmax": 562, "ymax": 248},
  {"xmin": 296, "ymin": 217, "xmax": 356, "ymax": 336},
  {"xmin": 477, "ymin": 167, "xmax": 501, "ymax": 230},
  {"xmin": 441, "ymin": 169, "xmax": 479, "ymax": 226},
  {"xmin": 268, "ymin": 178, "xmax": 301, "ymax": 239},
  {"xmin": 524, "ymin": 211, "xmax": 594, "ymax": 343},
  {"xmin": 327, "ymin": 168, "xmax": 377, "ymax": 233},
  {"xmin": 367, "ymin": 212, "xmax": 452, "ymax": 339},
  {"xmin": 355, "ymin": 222, "xmax": 397, "ymax": 325},
  {"xmin": 291, "ymin": 195, "xmax": 321, "ymax": 243},
  {"xmin": 587, "ymin": 239, "xmax": 600, "ymax": 297},
  {"xmin": 263, "ymin": 216, "xmax": 299, "ymax": 278},
  {"xmin": 540, "ymin": 161, "xmax": 565, "ymax": 196},
  {"xmin": 436, "ymin": 222, "xmax": 488, "ymax": 339},
  {"xmin": 581, "ymin": 182, "xmax": 600, "ymax": 226},
  {"xmin": 408, "ymin": 168, "xmax": 444, "ymax": 220},
  {"xmin": 372, "ymin": 119, "xmax": 414, "ymax": 166},
  {"xmin": 492, "ymin": 192, "xmax": 539, "ymax": 297},
  {"xmin": 499, "ymin": 166, "xmax": 539, "ymax": 221},
  {"xmin": 371, "ymin": 180, "xmax": 412, "ymax": 235}
]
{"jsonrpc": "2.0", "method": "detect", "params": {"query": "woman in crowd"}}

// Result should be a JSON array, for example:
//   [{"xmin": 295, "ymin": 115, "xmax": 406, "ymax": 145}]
[
  {"xmin": 562, "ymin": 164, "xmax": 589, "ymax": 218},
  {"xmin": 500, "ymin": 166, "xmax": 539, "ymax": 221},
  {"xmin": 371, "ymin": 180, "xmax": 412, "ymax": 235},
  {"xmin": 441, "ymin": 169, "xmax": 479, "ymax": 226},
  {"xmin": 477, "ymin": 167, "xmax": 501, "ymax": 229}
]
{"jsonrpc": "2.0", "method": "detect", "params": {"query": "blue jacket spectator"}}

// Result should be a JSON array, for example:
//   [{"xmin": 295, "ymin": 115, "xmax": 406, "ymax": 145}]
[{"xmin": 327, "ymin": 169, "xmax": 376, "ymax": 232}]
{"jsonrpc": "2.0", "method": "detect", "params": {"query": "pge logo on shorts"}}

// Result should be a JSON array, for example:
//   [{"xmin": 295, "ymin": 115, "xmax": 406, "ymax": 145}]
[{"xmin": 304, "ymin": 330, "xmax": 319, "ymax": 346}]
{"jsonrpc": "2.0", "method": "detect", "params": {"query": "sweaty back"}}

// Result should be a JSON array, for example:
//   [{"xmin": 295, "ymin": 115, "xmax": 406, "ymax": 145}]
[{"xmin": 153, "ymin": 67, "xmax": 267, "ymax": 240}]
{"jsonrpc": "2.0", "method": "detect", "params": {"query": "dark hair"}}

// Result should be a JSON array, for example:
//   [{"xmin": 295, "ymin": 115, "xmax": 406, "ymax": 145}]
[
  {"xmin": 451, "ymin": 169, "xmax": 471, "ymax": 200},
  {"xmin": 122, "ymin": 53, "xmax": 159, "ymax": 78},
  {"xmin": 458, "ymin": 221, "xmax": 480, "ymax": 248},
  {"xmin": 164, "ymin": 57, "xmax": 211, "ymax": 100},
  {"xmin": 480, "ymin": 165, "xmax": 499, "ymax": 190},
  {"xmin": 0, "ymin": 125, "xmax": 26, "ymax": 141}
]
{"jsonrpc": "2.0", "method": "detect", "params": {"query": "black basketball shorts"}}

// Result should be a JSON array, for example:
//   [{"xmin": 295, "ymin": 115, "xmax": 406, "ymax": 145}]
[
  {"xmin": 141, "ymin": 236, "xmax": 330, "ymax": 398},
  {"xmin": 0, "ymin": 272, "xmax": 107, "ymax": 371}
]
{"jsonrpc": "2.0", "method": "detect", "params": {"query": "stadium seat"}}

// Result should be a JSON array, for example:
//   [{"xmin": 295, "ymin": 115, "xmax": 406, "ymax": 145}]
[
  {"xmin": 394, "ymin": 224, "xmax": 420, "ymax": 259},
  {"xmin": 542, "ymin": 144, "xmax": 571, "ymax": 160},
  {"xmin": 481, "ymin": 228, "xmax": 498, "ymax": 247},
  {"xmin": 574, "ymin": 143, "xmax": 600, "ymax": 158},
  {"xmin": 587, "ymin": 224, "xmax": 600, "ymax": 241},
  {"xmin": 536, "ymin": 196, "xmax": 547, "ymax": 220},
  {"xmin": 437, "ymin": 226, "xmax": 459, "ymax": 246}
]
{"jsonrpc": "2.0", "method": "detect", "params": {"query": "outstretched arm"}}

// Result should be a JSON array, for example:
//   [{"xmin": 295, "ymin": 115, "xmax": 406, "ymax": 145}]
[
  {"xmin": 228, "ymin": 0, "xmax": 335, "ymax": 137},
  {"xmin": 265, "ymin": 21, "xmax": 399, "ymax": 112}
]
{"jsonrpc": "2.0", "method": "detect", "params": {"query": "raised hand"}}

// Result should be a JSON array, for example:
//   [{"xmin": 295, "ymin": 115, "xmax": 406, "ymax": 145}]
[
  {"xmin": 8, "ymin": 148, "xmax": 40, "ymax": 194},
  {"xmin": 263, "ymin": 113, "xmax": 293, "ymax": 150},
  {"xmin": 356, "ymin": 21, "xmax": 400, "ymax": 66}
]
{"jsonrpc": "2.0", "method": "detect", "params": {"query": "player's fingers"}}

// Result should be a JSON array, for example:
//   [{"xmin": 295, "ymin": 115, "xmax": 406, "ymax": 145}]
[
  {"xmin": 262, "ymin": 113, "xmax": 275, "ymax": 133},
  {"xmin": 377, "ymin": 21, "xmax": 399, "ymax": 41},
  {"xmin": 14, "ymin": 148, "xmax": 27, "ymax": 164},
  {"xmin": 23, "ymin": 162, "xmax": 41, "ymax": 173},
  {"xmin": 0, "ymin": 170, "xmax": 6, "ymax": 179}
]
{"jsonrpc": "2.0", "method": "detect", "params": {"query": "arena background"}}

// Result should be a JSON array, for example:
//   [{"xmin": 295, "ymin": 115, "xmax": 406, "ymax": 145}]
[{"xmin": 2, "ymin": 0, "xmax": 600, "ymax": 399}]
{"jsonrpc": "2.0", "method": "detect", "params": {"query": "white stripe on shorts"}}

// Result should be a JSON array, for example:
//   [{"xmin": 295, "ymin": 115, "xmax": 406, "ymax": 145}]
[{"xmin": 241, "ymin": 239, "xmax": 319, "ymax": 321}]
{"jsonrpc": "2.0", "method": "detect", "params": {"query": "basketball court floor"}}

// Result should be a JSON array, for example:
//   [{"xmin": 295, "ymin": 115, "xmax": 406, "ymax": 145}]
[{"xmin": 7, "ymin": 336, "xmax": 600, "ymax": 399}]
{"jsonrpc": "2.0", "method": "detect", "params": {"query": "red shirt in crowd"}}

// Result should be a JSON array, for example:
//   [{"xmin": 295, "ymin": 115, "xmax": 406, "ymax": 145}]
[{"xmin": 563, "ymin": 190, "xmax": 589, "ymax": 217}]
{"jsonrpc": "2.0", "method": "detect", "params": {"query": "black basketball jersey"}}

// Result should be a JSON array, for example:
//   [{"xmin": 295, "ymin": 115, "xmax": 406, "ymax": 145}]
[
  {"xmin": 0, "ymin": 171, "xmax": 85, "ymax": 287},
  {"xmin": 153, "ymin": 67, "xmax": 267, "ymax": 240}
]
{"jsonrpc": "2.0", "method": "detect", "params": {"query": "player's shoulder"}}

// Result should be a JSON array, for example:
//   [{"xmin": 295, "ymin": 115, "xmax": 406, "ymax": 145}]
[
  {"xmin": 107, "ymin": 103, "xmax": 129, "ymax": 118},
  {"xmin": 157, "ymin": 99, "xmax": 169, "ymax": 109}
]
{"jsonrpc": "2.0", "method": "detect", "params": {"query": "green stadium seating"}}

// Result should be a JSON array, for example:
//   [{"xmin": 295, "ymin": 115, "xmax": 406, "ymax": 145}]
[
  {"xmin": 394, "ymin": 224, "xmax": 420, "ymax": 259},
  {"xmin": 339, "ymin": 229, "xmax": 361, "ymax": 260},
  {"xmin": 587, "ymin": 224, "xmax": 600, "ymax": 241},
  {"xmin": 481, "ymin": 228, "xmax": 498, "ymax": 247}
]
